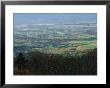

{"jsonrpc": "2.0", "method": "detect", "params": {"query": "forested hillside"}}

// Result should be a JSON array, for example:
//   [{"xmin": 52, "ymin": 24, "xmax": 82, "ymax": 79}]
[{"xmin": 14, "ymin": 48, "xmax": 97, "ymax": 75}]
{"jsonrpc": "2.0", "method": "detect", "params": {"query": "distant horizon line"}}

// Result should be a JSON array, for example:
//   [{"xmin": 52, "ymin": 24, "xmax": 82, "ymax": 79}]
[{"xmin": 14, "ymin": 20, "xmax": 97, "ymax": 27}]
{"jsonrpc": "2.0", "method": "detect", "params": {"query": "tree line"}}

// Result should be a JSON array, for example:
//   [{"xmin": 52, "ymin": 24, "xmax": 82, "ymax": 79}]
[{"xmin": 14, "ymin": 48, "xmax": 97, "ymax": 75}]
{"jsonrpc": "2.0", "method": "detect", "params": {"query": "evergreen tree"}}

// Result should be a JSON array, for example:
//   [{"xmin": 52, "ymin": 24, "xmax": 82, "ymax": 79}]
[{"xmin": 16, "ymin": 53, "xmax": 27, "ymax": 70}]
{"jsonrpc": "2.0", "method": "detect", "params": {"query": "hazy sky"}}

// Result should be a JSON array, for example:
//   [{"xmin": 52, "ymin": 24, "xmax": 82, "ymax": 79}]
[{"xmin": 14, "ymin": 13, "xmax": 97, "ymax": 25}]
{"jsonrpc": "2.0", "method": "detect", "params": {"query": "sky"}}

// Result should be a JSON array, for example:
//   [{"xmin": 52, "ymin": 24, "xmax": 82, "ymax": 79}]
[{"xmin": 14, "ymin": 13, "xmax": 97, "ymax": 25}]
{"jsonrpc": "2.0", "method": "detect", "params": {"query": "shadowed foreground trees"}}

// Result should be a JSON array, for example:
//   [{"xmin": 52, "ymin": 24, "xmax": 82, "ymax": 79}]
[
  {"xmin": 14, "ymin": 53, "xmax": 28, "ymax": 75},
  {"xmin": 14, "ymin": 48, "xmax": 97, "ymax": 75}
]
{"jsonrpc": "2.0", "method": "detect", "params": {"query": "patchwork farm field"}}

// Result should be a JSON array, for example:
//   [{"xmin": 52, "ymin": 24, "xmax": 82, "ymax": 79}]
[{"xmin": 14, "ymin": 22, "xmax": 97, "ymax": 55}]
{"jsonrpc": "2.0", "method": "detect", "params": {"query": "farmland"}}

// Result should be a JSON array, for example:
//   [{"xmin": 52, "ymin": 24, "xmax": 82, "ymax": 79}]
[{"xmin": 14, "ymin": 22, "xmax": 97, "ymax": 55}]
